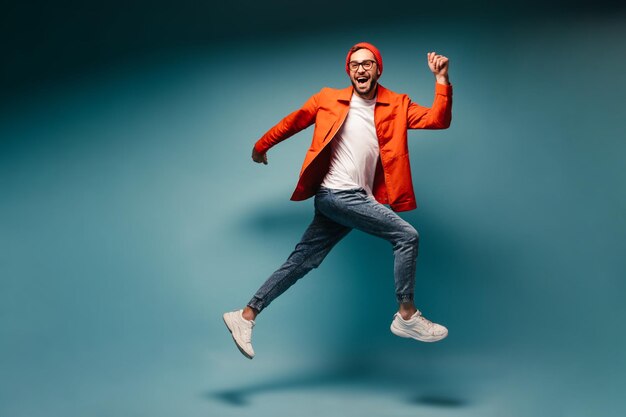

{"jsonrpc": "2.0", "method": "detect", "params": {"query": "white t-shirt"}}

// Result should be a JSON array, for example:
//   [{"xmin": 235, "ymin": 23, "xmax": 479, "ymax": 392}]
[{"xmin": 320, "ymin": 93, "xmax": 379, "ymax": 197}]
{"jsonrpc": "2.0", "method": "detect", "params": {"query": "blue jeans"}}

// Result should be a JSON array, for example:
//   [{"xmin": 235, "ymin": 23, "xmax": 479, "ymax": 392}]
[{"xmin": 247, "ymin": 186, "xmax": 419, "ymax": 312}]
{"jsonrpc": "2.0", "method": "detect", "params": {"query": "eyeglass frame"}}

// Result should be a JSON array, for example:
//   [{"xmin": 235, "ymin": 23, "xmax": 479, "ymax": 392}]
[{"xmin": 348, "ymin": 59, "xmax": 377, "ymax": 71}]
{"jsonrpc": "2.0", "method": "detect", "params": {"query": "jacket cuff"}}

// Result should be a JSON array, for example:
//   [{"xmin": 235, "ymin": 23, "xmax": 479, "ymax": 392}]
[
  {"xmin": 253, "ymin": 141, "xmax": 266, "ymax": 154},
  {"xmin": 435, "ymin": 82, "xmax": 452, "ymax": 96}
]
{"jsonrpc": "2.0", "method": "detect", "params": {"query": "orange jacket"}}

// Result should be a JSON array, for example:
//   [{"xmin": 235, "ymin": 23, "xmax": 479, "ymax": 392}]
[{"xmin": 254, "ymin": 82, "xmax": 452, "ymax": 212}]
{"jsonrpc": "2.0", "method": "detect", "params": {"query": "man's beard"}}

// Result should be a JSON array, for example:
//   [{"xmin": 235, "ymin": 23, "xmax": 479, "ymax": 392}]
[{"xmin": 351, "ymin": 78, "xmax": 378, "ymax": 98}]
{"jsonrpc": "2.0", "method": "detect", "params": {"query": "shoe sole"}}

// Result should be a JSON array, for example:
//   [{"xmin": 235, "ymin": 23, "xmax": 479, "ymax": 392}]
[
  {"xmin": 222, "ymin": 314, "xmax": 254, "ymax": 359},
  {"xmin": 390, "ymin": 321, "xmax": 448, "ymax": 342}
]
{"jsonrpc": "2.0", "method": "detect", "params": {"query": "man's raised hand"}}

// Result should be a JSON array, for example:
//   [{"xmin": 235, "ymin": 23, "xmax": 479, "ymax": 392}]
[{"xmin": 427, "ymin": 52, "xmax": 449, "ymax": 84}]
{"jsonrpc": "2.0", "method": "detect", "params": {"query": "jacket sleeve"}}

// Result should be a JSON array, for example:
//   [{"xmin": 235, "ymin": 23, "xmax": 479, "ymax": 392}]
[
  {"xmin": 406, "ymin": 83, "xmax": 452, "ymax": 129},
  {"xmin": 253, "ymin": 91, "xmax": 320, "ymax": 154}
]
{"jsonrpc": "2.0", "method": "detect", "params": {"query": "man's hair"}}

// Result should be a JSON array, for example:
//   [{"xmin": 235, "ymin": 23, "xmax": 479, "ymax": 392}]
[{"xmin": 349, "ymin": 45, "xmax": 365, "ymax": 55}]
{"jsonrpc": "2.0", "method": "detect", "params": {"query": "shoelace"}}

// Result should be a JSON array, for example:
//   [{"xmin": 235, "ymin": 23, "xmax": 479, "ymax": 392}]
[{"xmin": 416, "ymin": 315, "xmax": 434, "ymax": 328}]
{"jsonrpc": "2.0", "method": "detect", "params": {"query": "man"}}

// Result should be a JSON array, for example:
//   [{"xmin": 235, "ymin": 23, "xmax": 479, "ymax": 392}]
[{"xmin": 223, "ymin": 42, "xmax": 452, "ymax": 359}]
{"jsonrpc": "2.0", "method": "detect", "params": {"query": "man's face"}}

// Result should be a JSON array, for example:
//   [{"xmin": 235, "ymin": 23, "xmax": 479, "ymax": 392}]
[{"xmin": 348, "ymin": 48, "xmax": 380, "ymax": 99}]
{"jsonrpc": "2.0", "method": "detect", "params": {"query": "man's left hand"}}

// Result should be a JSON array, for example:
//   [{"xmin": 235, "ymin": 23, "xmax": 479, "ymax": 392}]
[{"xmin": 427, "ymin": 52, "xmax": 449, "ymax": 84}]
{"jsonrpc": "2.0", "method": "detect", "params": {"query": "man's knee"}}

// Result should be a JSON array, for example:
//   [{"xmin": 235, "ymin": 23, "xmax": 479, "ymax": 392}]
[
  {"xmin": 397, "ymin": 226, "xmax": 419, "ymax": 248},
  {"xmin": 405, "ymin": 227, "xmax": 419, "ymax": 245},
  {"xmin": 286, "ymin": 249, "xmax": 326, "ymax": 271},
  {"xmin": 304, "ymin": 251, "xmax": 327, "ymax": 270}
]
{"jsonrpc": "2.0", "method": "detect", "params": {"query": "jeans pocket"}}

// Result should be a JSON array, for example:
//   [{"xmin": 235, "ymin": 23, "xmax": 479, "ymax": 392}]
[{"xmin": 314, "ymin": 188, "xmax": 332, "ymax": 211}]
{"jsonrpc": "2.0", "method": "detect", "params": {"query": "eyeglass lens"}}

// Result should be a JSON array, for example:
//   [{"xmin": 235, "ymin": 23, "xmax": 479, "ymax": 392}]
[{"xmin": 349, "ymin": 60, "xmax": 375, "ymax": 70}]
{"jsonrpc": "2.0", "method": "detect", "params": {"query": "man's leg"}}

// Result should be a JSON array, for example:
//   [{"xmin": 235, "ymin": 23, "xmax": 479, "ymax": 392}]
[
  {"xmin": 223, "ymin": 190, "xmax": 351, "ymax": 358},
  {"xmin": 247, "ymin": 197, "xmax": 352, "ymax": 315},
  {"xmin": 315, "ymin": 187, "xmax": 447, "ymax": 342},
  {"xmin": 315, "ymin": 188, "xmax": 419, "ymax": 306}
]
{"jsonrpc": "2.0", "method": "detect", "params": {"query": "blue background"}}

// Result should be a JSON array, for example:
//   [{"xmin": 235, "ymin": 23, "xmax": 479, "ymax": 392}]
[{"xmin": 1, "ymin": 2, "xmax": 625, "ymax": 416}]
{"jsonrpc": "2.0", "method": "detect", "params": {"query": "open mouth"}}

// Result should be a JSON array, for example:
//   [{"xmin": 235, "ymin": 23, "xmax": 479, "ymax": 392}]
[{"xmin": 356, "ymin": 77, "xmax": 369, "ymax": 86}]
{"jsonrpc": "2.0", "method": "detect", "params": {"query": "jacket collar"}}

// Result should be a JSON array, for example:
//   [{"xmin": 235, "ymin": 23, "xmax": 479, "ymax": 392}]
[{"xmin": 337, "ymin": 84, "xmax": 391, "ymax": 105}]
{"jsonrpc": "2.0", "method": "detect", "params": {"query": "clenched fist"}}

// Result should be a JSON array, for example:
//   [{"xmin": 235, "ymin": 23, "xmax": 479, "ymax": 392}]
[
  {"xmin": 252, "ymin": 146, "xmax": 268, "ymax": 165},
  {"xmin": 427, "ymin": 52, "xmax": 449, "ymax": 85}
]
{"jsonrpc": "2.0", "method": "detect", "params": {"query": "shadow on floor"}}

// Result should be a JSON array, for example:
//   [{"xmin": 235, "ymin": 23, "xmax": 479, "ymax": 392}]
[
  {"xmin": 409, "ymin": 394, "xmax": 468, "ymax": 407},
  {"xmin": 206, "ymin": 363, "xmax": 469, "ymax": 408}
]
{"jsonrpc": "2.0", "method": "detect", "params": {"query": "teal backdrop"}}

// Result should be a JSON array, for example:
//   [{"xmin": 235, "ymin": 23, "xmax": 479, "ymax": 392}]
[{"xmin": 1, "ymin": 4, "xmax": 625, "ymax": 417}]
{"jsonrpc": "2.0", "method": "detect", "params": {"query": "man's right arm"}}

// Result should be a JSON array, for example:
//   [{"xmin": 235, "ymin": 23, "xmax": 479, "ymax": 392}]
[{"xmin": 251, "ymin": 92, "xmax": 320, "ymax": 164}]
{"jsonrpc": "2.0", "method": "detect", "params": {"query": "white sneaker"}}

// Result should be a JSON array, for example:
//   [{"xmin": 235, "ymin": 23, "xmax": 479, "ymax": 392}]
[
  {"xmin": 223, "ymin": 309, "xmax": 255, "ymax": 359},
  {"xmin": 390, "ymin": 309, "xmax": 448, "ymax": 342}
]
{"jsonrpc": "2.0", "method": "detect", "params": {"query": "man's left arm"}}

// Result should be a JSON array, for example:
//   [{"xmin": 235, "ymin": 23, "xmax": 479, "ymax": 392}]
[{"xmin": 407, "ymin": 52, "xmax": 452, "ymax": 129}]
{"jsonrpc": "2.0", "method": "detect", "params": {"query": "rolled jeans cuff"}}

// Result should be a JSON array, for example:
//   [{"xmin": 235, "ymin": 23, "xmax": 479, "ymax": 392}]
[
  {"xmin": 247, "ymin": 297, "xmax": 265, "ymax": 313},
  {"xmin": 397, "ymin": 293, "xmax": 414, "ymax": 304}
]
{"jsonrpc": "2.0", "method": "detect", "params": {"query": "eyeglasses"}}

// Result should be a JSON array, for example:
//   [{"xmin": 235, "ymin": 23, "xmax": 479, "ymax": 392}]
[{"xmin": 348, "ymin": 60, "xmax": 376, "ymax": 71}]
